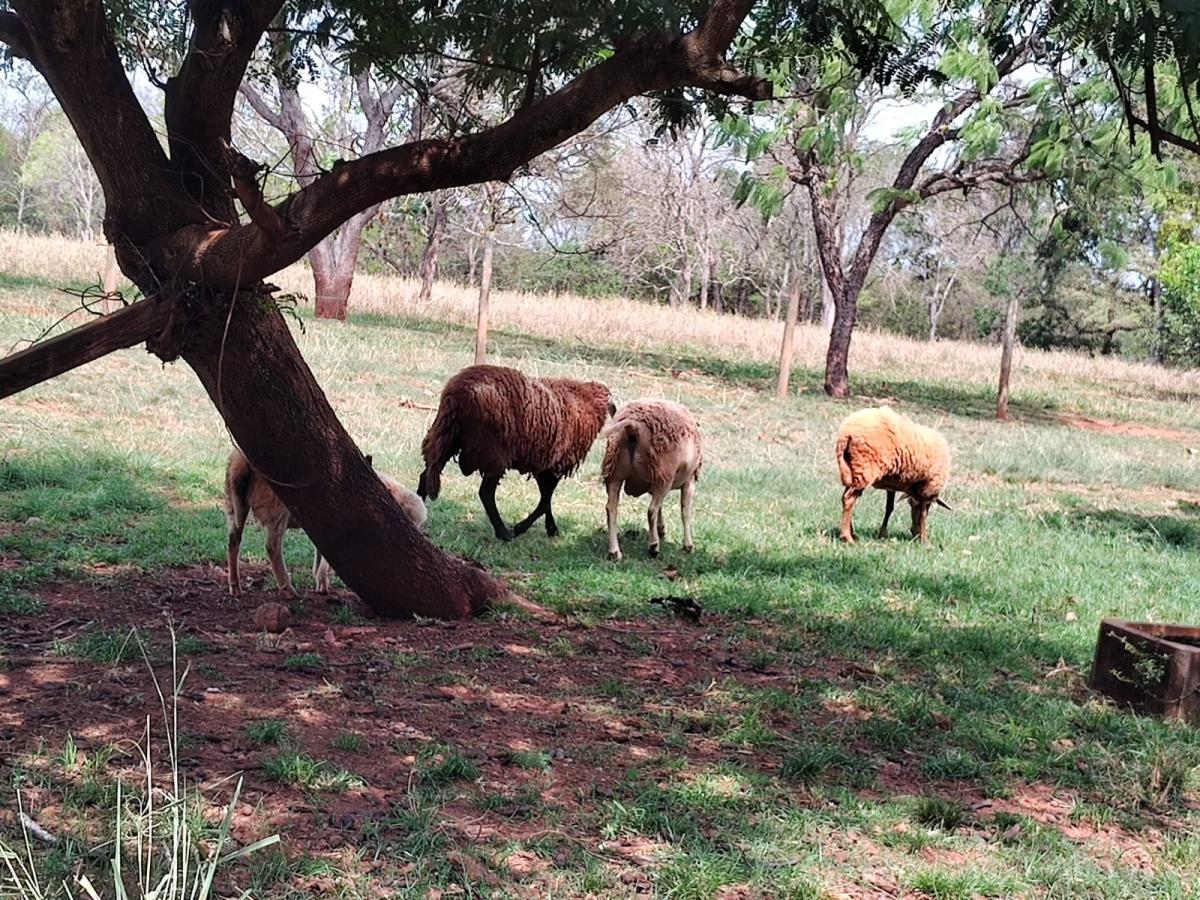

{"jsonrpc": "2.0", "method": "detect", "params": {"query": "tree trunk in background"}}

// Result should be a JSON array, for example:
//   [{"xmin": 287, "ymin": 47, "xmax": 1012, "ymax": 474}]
[
  {"xmin": 772, "ymin": 259, "xmax": 791, "ymax": 321},
  {"xmin": 474, "ymin": 226, "xmax": 495, "ymax": 365},
  {"xmin": 996, "ymin": 292, "xmax": 1020, "ymax": 420},
  {"xmin": 417, "ymin": 196, "xmax": 448, "ymax": 303},
  {"xmin": 100, "ymin": 244, "xmax": 119, "ymax": 314},
  {"xmin": 1150, "ymin": 276, "xmax": 1164, "ymax": 364},
  {"xmin": 820, "ymin": 272, "xmax": 836, "ymax": 331},
  {"xmin": 775, "ymin": 272, "xmax": 803, "ymax": 397}
]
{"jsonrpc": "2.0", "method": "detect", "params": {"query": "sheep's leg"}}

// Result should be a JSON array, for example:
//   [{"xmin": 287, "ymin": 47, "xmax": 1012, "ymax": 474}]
[
  {"xmin": 680, "ymin": 478, "xmax": 696, "ymax": 553},
  {"xmin": 540, "ymin": 474, "xmax": 562, "ymax": 537},
  {"xmin": 840, "ymin": 487, "xmax": 862, "ymax": 543},
  {"xmin": 265, "ymin": 515, "xmax": 300, "ymax": 598},
  {"xmin": 513, "ymin": 473, "xmax": 561, "ymax": 537},
  {"xmin": 647, "ymin": 488, "xmax": 668, "ymax": 557},
  {"xmin": 479, "ymin": 475, "xmax": 514, "ymax": 541},
  {"xmin": 656, "ymin": 506, "xmax": 666, "ymax": 541},
  {"xmin": 878, "ymin": 490, "xmax": 896, "ymax": 539},
  {"xmin": 226, "ymin": 507, "xmax": 248, "ymax": 598},
  {"xmin": 606, "ymin": 480, "xmax": 623, "ymax": 561},
  {"xmin": 312, "ymin": 546, "xmax": 330, "ymax": 594}
]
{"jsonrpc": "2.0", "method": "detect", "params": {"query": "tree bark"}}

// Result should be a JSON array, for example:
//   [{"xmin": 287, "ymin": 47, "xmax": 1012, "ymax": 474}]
[
  {"xmin": 417, "ymin": 196, "xmax": 448, "ymax": 303},
  {"xmin": 474, "ymin": 226, "xmax": 495, "ymax": 365},
  {"xmin": 775, "ymin": 271, "xmax": 803, "ymax": 397},
  {"xmin": 183, "ymin": 291, "xmax": 506, "ymax": 618},
  {"xmin": 996, "ymin": 292, "xmax": 1020, "ymax": 420}
]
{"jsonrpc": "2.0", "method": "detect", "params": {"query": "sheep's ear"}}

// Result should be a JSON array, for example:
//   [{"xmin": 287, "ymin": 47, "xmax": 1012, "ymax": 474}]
[
  {"xmin": 935, "ymin": 498, "xmax": 952, "ymax": 510},
  {"xmin": 364, "ymin": 454, "xmax": 374, "ymax": 469},
  {"xmin": 607, "ymin": 401, "xmax": 617, "ymax": 417}
]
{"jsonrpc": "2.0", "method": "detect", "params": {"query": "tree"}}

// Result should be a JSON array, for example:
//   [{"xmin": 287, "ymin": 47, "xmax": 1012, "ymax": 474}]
[
  {"xmin": 736, "ymin": 1, "xmax": 1069, "ymax": 396},
  {"xmin": 240, "ymin": 47, "xmax": 406, "ymax": 320},
  {"xmin": 0, "ymin": 0, "xmax": 774, "ymax": 619}
]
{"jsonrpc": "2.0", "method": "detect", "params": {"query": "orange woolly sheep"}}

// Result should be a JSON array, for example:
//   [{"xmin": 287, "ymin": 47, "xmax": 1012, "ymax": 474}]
[{"xmin": 835, "ymin": 406, "xmax": 951, "ymax": 545}]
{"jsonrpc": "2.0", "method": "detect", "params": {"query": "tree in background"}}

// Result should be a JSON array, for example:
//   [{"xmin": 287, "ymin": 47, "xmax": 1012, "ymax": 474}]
[
  {"xmin": 240, "ymin": 45, "xmax": 408, "ymax": 320},
  {"xmin": 737, "ymin": 0, "xmax": 1072, "ymax": 397}
]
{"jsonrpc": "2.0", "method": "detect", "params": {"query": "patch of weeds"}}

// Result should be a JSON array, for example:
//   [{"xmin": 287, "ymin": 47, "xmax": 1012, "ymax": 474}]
[
  {"xmin": 331, "ymin": 604, "xmax": 364, "ymax": 626},
  {"xmin": 547, "ymin": 635, "xmax": 575, "ymax": 658},
  {"xmin": 419, "ymin": 745, "xmax": 479, "ymax": 785},
  {"xmin": 390, "ymin": 651, "xmax": 422, "ymax": 668},
  {"xmin": 859, "ymin": 717, "xmax": 917, "ymax": 753},
  {"xmin": 261, "ymin": 751, "xmax": 363, "ymax": 792},
  {"xmin": 780, "ymin": 743, "xmax": 871, "ymax": 787},
  {"xmin": 921, "ymin": 748, "xmax": 984, "ymax": 781},
  {"xmin": 283, "ymin": 652, "xmax": 324, "ymax": 670},
  {"xmin": 476, "ymin": 783, "xmax": 544, "ymax": 820},
  {"xmin": 908, "ymin": 868, "xmax": 1013, "ymax": 898},
  {"xmin": 175, "ymin": 635, "xmax": 216, "ymax": 656},
  {"xmin": 55, "ymin": 628, "xmax": 142, "ymax": 664},
  {"xmin": 245, "ymin": 719, "xmax": 288, "ymax": 747},
  {"xmin": 596, "ymin": 679, "xmax": 633, "ymax": 700},
  {"xmin": 504, "ymin": 749, "xmax": 551, "ymax": 771},
  {"xmin": 246, "ymin": 849, "xmax": 292, "ymax": 892},
  {"xmin": 723, "ymin": 709, "xmax": 777, "ymax": 747},
  {"xmin": 333, "ymin": 731, "xmax": 364, "ymax": 753},
  {"xmin": 0, "ymin": 585, "xmax": 44, "ymax": 615},
  {"xmin": 912, "ymin": 795, "xmax": 968, "ymax": 831}
]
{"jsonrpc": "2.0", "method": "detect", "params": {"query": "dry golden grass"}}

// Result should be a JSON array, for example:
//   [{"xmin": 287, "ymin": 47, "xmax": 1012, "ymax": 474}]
[{"xmin": 5, "ymin": 229, "xmax": 1199, "ymax": 406}]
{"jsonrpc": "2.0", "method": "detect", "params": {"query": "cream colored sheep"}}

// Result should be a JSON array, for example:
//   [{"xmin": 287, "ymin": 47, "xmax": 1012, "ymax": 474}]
[
  {"xmin": 835, "ymin": 406, "xmax": 951, "ymax": 545},
  {"xmin": 225, "ymin": 450, "xmax": 426, "ymax": 597},
  {"xmin": 601, "ymin": 399, "xmax": 702, "ymax": 561}
]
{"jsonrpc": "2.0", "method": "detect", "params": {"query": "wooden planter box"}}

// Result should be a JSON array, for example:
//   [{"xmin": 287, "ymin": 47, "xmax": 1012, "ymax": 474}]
[{"xmin": 1090, "ymin": 618, "xmax": 1200, "ymax": 723}]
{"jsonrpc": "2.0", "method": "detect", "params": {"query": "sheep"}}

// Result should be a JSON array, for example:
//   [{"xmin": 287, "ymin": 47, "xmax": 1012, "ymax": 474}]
[
  {"xmin": 835, "ymin": 405, "xmax": 951, "ymax": 545},
  {"xmin": 417, "ymin": 364, "xmax": 614, "ymax": 541},
  {"xmin": 225, "ymin": 449, "xmax": 426, "ymax": 597},
  {"xmin": 601, "ymin": 399, "xmax": 702, "ymax": 561}
]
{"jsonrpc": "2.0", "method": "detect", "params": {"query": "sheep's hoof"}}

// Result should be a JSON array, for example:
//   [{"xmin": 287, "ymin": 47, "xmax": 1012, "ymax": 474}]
[
  {"xmin": 648, "ymin": 545, "xmax": 659, "ymax": 558},
  {"xmin": 683, "ymin": 544, "xmax": 694, "ymax": 554},
  {"xmin": 608, "ymin": 550, "xmax": 622, "ymax": 562},
  {"xmin": 839, "ymin": 533, "xmax": 856, "ymax": 544},
  {"xmin": 495, "ymin": 528, "xmax": 515, "ymax": 542},
  {"xmin": 877, "ymin": 529, "xmax": 889, "ymax": 539},
  {"xmin": 546, "ymin": 521, "xmax": 560, "ymax": 538}
]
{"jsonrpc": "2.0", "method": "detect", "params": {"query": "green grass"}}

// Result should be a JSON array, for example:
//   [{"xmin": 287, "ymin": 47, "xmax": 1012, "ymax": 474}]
[
  {"xmin": 245, "ymin": 719, "xmax": 288, "ymax": 746},
  {"xmin": 260, "ymin": 751, "xmax": 364, "ymax": 792},
  {"xmin": 5, "ymin": 272, "xmax": 1200, "ymax": 896}
]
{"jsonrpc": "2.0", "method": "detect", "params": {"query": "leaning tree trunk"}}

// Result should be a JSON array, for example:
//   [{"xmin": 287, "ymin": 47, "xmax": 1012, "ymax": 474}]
[
  {"xmin": 775, "ymin": 271, "xmax": 803, "ymax": 397},
  {"xmin": 417, "ymin": 196, "xmax": 448, "ymax": 303},
  {"xmin": 1150, "ymin": 276, "xmax": 1164, "ymax": 365},
  {"xmin": 996, "ymin": 292, "xmax": 1020, "ymax": 420},
  {"xmin": 474, "ymin": 226, "xmax": 495, "ymax": 365},
  {"xmin": 182, "ymin": 289, "xmax": 506, "ymax": 618}
]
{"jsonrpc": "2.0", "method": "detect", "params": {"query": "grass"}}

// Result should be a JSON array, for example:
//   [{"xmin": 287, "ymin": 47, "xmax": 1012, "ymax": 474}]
[{"xmin": 4, "ymin": 234, "xmax": 1200, "ymax": 896}]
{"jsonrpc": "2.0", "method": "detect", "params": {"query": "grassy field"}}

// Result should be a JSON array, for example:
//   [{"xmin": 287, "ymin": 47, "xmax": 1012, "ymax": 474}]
[{"xmin": 2, "ymin": 233, "xmax": 1200, "ymax": 897}]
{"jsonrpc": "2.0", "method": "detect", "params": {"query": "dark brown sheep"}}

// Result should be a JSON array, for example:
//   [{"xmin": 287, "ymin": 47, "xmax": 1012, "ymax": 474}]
[{"xmin": 417, "ymin": 364, "xmax": 614, "ymax": 540}]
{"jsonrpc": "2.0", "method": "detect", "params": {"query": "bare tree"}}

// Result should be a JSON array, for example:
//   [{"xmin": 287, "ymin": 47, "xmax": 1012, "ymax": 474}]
[{"xmin": 241, "ymin": 56, "xmax": 404, "ymax": 320}]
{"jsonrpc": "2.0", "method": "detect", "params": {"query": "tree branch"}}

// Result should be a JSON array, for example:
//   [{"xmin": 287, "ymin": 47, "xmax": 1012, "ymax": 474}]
[
  {"xmin": 0, "ymin": 10, "xmax": 33, "ymax": 61},
  {"xmin": 0, "ymin": 300, "xmax": 169, "ymax": 400},
  {"xmin": 226, "ymin": 143, "xmax": 284, "ymax": 239},
  {"xmin": 157, "ymin": 2, "xmax": 771, "ymax": 286},
  {"xmin": 239, "ymin": 81, "xmax": 286, "ymax": 130},
  {"xmin": 164, "ymin": 0, "xmax": 286, "ymax": 213}
]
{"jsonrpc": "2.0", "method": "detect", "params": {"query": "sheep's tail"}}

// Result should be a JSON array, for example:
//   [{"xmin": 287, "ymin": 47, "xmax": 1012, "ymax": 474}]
[
  {"xmin": 835, "ymin": 431, "xmax": 855, "ymax": 487},
  {"xmin": 600, "ymin": 419, "xmax": 640, "ymax": 480},
  {"xmin": 224, "ymin": 452, "xmax": 254, "ymax": 528},
  {"xmin": 418, "ymin": 397, "xmax": 459, "ymax": 501}
]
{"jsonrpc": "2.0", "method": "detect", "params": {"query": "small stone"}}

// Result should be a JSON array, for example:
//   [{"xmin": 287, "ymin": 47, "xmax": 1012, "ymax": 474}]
[
  {"xmin": 253, "ymin": 602, "xmax": 291, "ymax": 634},
  {"xmin": 24, "ymin": 516, "xmax": 41, "ymax": 526}
]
